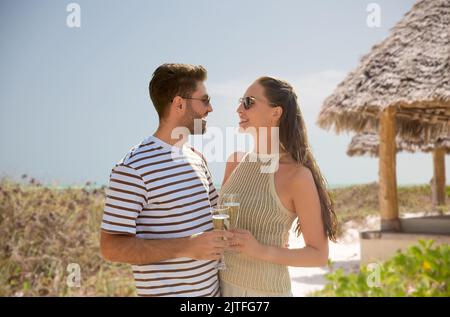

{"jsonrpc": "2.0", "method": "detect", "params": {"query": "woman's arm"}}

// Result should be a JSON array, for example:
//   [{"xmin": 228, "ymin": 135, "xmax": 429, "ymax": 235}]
[{"xmin": 230, "ymin": 166, "xmax": 329, "ymax": 267}]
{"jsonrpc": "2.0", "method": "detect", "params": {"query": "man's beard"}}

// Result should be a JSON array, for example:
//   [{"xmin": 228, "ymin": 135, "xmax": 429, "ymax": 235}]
[{"xmin": 184, "ymin": 103, "xmax": 206, "ymax": 135}]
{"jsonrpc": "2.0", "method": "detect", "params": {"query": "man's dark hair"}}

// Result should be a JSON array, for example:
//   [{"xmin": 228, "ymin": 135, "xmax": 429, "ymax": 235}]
[{"xmin": 149, "ymin": 63, "xmax": 207, "ymax": 119}]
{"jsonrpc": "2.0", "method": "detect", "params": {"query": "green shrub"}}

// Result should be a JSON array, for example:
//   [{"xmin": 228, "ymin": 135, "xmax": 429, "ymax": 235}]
[
  {"xmin": 0, "ymin": 178, "xmax": 135, "ymax": 296},
  {"xmin": 314, "ymin": 240, "xmax": 450, "ymax": 297}
]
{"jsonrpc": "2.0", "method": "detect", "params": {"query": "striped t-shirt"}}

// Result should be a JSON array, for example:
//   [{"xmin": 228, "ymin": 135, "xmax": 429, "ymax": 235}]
[{"xmin": 101, "ymin": 135, "xmax": 219, "ymax": 297}]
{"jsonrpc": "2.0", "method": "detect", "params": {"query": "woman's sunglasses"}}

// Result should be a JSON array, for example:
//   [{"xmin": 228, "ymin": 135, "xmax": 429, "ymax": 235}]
[
  {"xmin": 239, "ymin": 96, "xmax": 278, "ymax": 110},
  {"xmin": 239, "ymin": 96, "xmax": 256, "ymax": 110}
]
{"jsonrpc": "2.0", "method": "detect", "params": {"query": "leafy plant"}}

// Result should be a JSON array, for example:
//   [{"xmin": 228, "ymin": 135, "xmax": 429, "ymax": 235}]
[{"xmin": 314, "ymin": 240, "xmax": 450, "ymax": 297}]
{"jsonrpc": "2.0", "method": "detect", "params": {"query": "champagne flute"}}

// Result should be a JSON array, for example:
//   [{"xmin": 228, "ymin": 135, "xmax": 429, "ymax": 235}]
[
  {"xmin": 221, "ymin": 193, "xmax": 240, "ymax": 229},
  {"xmin": 211, "ymin": 206, "xmax": 230, "ymax": 270}
]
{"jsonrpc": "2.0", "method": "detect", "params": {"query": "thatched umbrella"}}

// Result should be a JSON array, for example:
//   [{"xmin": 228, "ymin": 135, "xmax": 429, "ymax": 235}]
[
  {"xmin": 346, "ymin": 132, "xmax": 450, "ymax": 156},
  {"xmin": 317, "ymin": 0, "xmax": 450, "ymax": 231},
  {"xmin": 346, "ymin": 132, "xmax": 417, "ymax": 156},
  {"xmin": 421, "ymin": 136, "xmax": 450, "ymax": 152},
  {"xmin": 347, "ymin": 132, "xmax": 448, "ymax": 206}
]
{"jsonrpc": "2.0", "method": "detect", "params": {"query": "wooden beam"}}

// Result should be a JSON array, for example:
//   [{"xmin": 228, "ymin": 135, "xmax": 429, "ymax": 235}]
[
  {"xmin": 378, "ymin": 106, "xmax": 400, "ymax": 231},
  {"xmin": 432, "ymin": 148, "xmax": 446, "ymax": 206}
]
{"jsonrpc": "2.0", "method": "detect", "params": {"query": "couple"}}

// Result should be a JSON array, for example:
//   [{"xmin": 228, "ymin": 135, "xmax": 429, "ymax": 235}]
[{"xmin": 99, "ymin": 63, "xmax": 338, "ymax": 297}]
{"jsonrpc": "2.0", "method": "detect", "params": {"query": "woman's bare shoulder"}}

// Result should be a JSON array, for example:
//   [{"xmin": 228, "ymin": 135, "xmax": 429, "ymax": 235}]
[
  {"xmin": 289, "ymin": 165, "xmax": 317, "ymax": 202},
  {"xmin": 281, "ymin": 161, "xmax": 314, "ymax": 192}
]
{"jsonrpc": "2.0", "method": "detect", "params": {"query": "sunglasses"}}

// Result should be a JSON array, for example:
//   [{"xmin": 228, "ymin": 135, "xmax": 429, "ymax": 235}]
[
  {"xmin": 182, "ymin": 95, "xmax": 211, "ymax": 106},
  {"xmin": 239, "ymin": 96, "xmax": 277, "ymax": 110}
]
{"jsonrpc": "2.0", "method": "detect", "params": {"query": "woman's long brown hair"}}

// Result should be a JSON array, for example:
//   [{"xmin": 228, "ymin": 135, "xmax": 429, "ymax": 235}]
[{"xmin": 258, "ymin": 76, "xmax": 338, "ymax": 242}]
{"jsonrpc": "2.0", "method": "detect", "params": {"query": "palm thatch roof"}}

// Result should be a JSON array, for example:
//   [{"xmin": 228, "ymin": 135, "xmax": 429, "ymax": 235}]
[
  {"xmin": 421, "ymin": 135, "xmax": 450, "ymax": 152},
  {"xmin": 347, "ymin": 132, "xmax": 450, "ymax": 157},
  {"xmin": 317, "ymin": 0, "xmax": 450, "ymax": 143}
]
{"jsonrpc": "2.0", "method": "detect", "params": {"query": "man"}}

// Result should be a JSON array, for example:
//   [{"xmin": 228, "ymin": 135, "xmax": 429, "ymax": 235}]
[{"xmin": 100, "ymin": 63, "xmax": 230, "ymax": 297}]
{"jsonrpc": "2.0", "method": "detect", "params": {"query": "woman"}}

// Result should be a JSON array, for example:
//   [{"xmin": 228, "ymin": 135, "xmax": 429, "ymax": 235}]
[{"xmin": 218, "ymin": 76, "xmax": 338, "ymax": 297}]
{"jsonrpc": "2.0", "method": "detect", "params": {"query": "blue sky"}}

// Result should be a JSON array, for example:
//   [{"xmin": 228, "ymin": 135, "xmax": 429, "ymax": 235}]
[{"xmin": 1, "ymin": 0, "xmax": 448, "ymax": 187}]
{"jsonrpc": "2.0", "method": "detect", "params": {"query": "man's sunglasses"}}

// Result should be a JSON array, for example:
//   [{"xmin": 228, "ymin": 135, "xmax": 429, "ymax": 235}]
[
  {"xmin": 239, "ymin": 96, "xmax": 277, "ymax": 110},
  {"xmin": 182, "ymin": 95, "xmax": 211, "ymax": 106}
]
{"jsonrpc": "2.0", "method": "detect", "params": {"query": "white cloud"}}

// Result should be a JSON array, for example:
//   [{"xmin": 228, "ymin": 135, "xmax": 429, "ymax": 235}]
[
  {"xmin": 208, "ymin": 70, "xmax": 346, "ymax": 117},
  {"xmin": 206, "ymin": 69, "xmax": 347, "ymax": 146},
  {"xmin": 288, "ymin": 70, "xmax": 345, "ymax": 109},
  {"xmin": 208, "ymin": 79, "xmax": 252, "ymax": 99}
]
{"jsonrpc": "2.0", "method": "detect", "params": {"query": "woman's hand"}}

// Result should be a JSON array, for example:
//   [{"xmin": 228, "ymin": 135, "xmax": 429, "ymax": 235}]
[{"xmin": 228, "ymin": 229, "xmax": 266, "ymax": 259}]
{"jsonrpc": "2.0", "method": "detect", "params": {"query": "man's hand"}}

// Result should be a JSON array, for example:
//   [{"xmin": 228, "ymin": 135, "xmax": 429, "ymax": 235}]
[{"xmin": 184, "ymin": 230, "xmax": 233, "ymax": 261}]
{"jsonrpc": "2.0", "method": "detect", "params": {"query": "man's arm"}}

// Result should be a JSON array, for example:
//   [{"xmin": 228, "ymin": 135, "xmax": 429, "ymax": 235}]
[
  {"xmin": 100, "ymin": 229, "xmax": 231, "ymax": 265},
  {"xmin": 100, "ymin": 160, "xmax": 232, "ymax": 265}
]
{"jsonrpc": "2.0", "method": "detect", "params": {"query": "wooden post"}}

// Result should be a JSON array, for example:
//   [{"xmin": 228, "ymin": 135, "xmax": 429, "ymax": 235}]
[
  {"xmin": 378, "ymin": 106, "xmax": 400, "ymax": 231},
  {"xmin": 432, "ymin": 148, "xmax": 446, "ymax": 206}
]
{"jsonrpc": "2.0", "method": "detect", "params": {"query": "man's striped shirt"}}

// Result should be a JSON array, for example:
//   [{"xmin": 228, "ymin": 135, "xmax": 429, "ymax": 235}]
[{"xmin": 101, "ymin": 135, "xmax": 219, "ymax": 297}]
